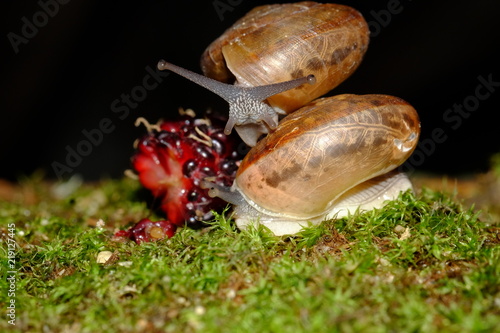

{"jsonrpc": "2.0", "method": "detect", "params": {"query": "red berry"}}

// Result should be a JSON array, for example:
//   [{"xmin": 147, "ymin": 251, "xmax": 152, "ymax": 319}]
[
  {"xmin": 132, "ymin": 112, "xmax": 244, "ymax": 228},
  {"xmin": 115, "ymin": 218, "xmax": 176, "ymax": 244}
]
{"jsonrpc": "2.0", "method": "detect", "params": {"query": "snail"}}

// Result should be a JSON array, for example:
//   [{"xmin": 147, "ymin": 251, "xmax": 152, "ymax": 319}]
[
  {"xmin": 155, "ymin": 2, "xmax": 420, "ymax": 235},
  {"xmin": 158, "ymin": 2, "xmax": 369, "ymax": 146},
  {"xmin": 202, "ymin": 94, "xmax": 420, "ymax": 236}
]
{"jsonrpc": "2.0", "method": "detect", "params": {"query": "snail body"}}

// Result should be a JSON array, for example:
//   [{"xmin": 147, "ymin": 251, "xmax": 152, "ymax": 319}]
[
  {"xmin": 157, "ymin": 61, "xmax": 315, "ymax": 146},
  {"xmin": 203, "ymin": 94, "xmax": 420, "ymax": 235}
]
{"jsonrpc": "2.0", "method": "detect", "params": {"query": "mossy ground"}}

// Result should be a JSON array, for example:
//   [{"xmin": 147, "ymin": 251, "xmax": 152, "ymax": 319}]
[{"xmin": 0, "ymin": 171, "xmax": 499, "ymax": 333}]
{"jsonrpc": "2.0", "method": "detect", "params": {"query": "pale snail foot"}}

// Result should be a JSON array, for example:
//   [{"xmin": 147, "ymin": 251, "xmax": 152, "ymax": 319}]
[
  {"xmin": 231, "ymin": 171, "xmax": 413, "ymax": 236},
  {"xmin": 324, "ymin": 170, "xmax": 413, "ymax": 220}
]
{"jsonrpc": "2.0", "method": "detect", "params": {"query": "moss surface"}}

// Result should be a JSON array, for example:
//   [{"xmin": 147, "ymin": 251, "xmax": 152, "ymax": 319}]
[{"xmin": 0, "ymin": 174, "xmax": 499, "ymax": 332}]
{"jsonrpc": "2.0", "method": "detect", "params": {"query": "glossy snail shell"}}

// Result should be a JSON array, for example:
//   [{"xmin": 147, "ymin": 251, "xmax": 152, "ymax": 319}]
[
  {"xmin": 204, "ymin": 94, "xmax": 420, "ymax": 235},
  {"xmin": 201, "ymin": 2, "xmax": 369, "ymax": 114}
]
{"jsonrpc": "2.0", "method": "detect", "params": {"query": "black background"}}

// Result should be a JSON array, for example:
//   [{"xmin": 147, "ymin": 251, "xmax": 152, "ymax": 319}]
[{"xmin": 2, "ymin": 0, "xmax": 499, "ymax": 181}]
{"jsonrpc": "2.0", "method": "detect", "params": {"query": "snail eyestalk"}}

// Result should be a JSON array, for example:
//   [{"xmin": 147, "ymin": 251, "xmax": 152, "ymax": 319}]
[
  {"xmin": 157, "ymin": 59, "xmax": 316, "ymax": 146},
  {"xmin": 201, "ymin": 180, "xmax": 246, "ymax": 206},
  {"xmin": 246, "ymin": 74, "xmax": 316, "ymax": 101},
  {"xmin": 224, "ymin": 117, "xmax": 237, "ymax": 136}
]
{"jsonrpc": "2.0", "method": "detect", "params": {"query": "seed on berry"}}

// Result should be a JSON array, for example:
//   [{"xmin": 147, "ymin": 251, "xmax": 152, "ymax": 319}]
[
  {"xmin": 183, "ymin": 159, "xmax": 197, "ymax": 177},
  {"xmin": 187, "ymin": 190, "xmax": 199, "ymax": 201},
  {"xmin": 211, "ymin": 138, "xmax": 225, "ymax": 155},
  {"xmin": 201, "ymin": 166, "xmax": 215, "ymax": 177},
  {"xmin": 220, "ymin": 160, "xmax": 238, "ymax": 176},
  {"xmin": 195, "ymin": 145, "xmax": 214, "ymax": 160}
]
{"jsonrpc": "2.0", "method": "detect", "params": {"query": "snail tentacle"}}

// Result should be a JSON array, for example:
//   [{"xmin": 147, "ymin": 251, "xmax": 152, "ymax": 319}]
[
  {"xmin": 200, "ymin": 180, "xmax": 246, "ymax": 206},
  {"xmin": 158, "ymin": 60, "xmax": 237, "ymax": 103},
  {"xmin": 245, "ymin": 74, "xmax": 316, "ymax": 103}
]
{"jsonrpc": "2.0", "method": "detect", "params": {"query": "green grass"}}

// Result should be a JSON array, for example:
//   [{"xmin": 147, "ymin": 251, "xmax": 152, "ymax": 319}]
[{"xmin": 1, "ymin": 176, "xmax": 499, "ymax": 333}]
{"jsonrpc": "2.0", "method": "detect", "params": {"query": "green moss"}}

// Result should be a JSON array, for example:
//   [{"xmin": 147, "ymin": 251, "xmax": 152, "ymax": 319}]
[{"xmin": 0, "ymin": 177, "xmax": 499, "ymax": 333}]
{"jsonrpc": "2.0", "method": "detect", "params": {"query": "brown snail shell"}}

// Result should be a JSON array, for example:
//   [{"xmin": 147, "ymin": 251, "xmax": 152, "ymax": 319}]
[
  {"xmin": 201, "ymin": 2, "xmax": 370, "ymax": 113},
  {"xmin": 203, "ymin": 94, "xmax": 420, "ymax": 235}
]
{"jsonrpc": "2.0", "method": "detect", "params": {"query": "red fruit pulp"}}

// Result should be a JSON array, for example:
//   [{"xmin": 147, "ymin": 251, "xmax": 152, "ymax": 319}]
[
  {"xmin": 114, "ymin": 218, "xmax": 176, "ymax": 244},
  {"xmin": 132, "ymin": 113, "xmax": 243, "ymax": 228}
]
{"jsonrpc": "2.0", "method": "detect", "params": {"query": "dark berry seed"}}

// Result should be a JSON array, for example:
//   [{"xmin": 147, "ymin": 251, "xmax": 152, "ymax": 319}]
[
  {"xmin": 183, "ymin": 159, "xmax": 197, "ymax": 177},
  {"xmin": 183, "ymin": 128, "xmax": 197, "ymax": 137},
  {"xmin": 181, "ymin": 121, "xmax": 194, "ymax": 133},
  {"xmin": 231, "ymin": 150, "xmax": 241, "ymax": 159},
  {"xmin": 157, "ymin": 131, "xmax": 169, "ymax": 139},
  {"xmin": 181, "ymin": 118, "xmax": 192, "ymax": 127},
  {"xmin": 142, "ymin": 137, "xmax": 154, "ymax": 145},
  {"xmin": 212, "ymin": 131, "xmax": 226, "ymax": 141},
  {"xmin": 141, "ymin": 142, "xmax": 156, "ymax": 152},
  {"xmin": 186, "ymin": 216, "xmax": 199, "ymax": 226},
  {"xmin": 220, "ymin": 160, "xmax": 238, "ymax": 175},
  {"xmin": 201, "ymin": 166, "xmax": 215, "ymax": 177},
  {"xmin": 211, "ymin": 138, "xmax": 225, "ymax": 155},
  {"xmin": 196, "ymin": 146, "xmax": 214, "ymax": 160},
  {"xmin": 187, "ymin": 190, "xmax": 199, "ymax": 201},
  {"xmin": 197, "ymin": 124, "xmax": 209, "ymax": 133},
  {"xmin": 158, "ymin": 132, "xmax": 178, "ymax": 146}
]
